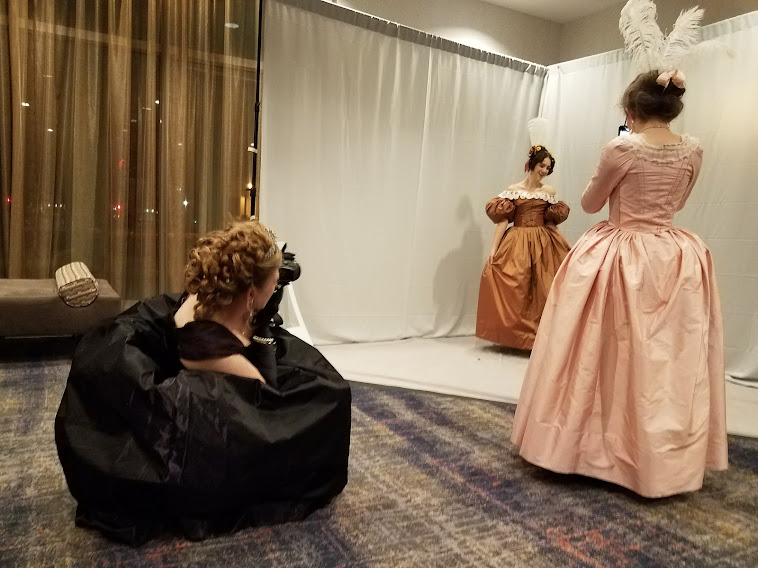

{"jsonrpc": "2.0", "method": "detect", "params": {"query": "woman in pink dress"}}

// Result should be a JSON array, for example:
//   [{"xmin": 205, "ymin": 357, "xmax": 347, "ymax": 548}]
[{"xmin": 511, "ymin": 70, "xmax": 728, "ymax": 498}]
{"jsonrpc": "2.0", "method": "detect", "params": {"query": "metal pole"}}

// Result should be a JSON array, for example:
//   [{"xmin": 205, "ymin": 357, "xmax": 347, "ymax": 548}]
[{"xmin": 250, "ymin": 0, "xmax": 265, "ymax": 217}]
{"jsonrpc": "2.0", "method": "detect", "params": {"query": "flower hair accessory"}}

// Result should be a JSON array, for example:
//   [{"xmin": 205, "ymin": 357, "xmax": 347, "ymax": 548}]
[
  {"xmin": 263, "ymin": 227, "xmax": 278, "ymax": 260},
  {"xmin": 525, "ymin": 145, "xmax": 544, "ymax": 171},
  {"xmin": 656, "ymin": 69, "xmax": 686, "ymax": 89}
]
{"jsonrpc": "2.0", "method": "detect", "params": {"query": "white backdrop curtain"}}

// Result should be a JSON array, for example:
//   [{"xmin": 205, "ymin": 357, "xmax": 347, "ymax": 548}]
[
  {"xmin": 539, "ymin": 11, "xmax": 758, "ymax": 380},
  {"xmin": 261, "ymin": 0, "xmax": 545, "ymax": 343}
]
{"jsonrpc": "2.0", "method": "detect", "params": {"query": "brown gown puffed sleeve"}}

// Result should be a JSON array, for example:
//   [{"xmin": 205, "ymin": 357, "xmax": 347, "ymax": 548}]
[
  {"xmin": 544, "ymin": 201, "xmax": 570, "ymax": 225},
  {"xmin": 485, "ymin": 198, "xmax": 516, "ymax": 224}
]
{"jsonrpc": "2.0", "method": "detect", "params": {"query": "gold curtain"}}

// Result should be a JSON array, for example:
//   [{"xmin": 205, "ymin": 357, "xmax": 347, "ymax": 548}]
[{"xmin": 0, "ymin": 0, "xmax": 258, "ymax": 301}]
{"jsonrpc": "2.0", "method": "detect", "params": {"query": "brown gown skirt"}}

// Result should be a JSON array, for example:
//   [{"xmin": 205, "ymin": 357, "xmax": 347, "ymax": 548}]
[{"xmin": 476, "ymin": 201, "xmax": 570, "ymax": 350}]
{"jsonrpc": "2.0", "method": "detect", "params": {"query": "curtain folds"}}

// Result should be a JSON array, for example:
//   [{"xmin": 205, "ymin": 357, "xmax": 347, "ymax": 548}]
[
  {"xmin": 0, "ymin": 0, "xmax": 258, "ymax": 302},
  {"xmin": 262, "ymin": 0, "xmax": 545, "ymax": 344}
]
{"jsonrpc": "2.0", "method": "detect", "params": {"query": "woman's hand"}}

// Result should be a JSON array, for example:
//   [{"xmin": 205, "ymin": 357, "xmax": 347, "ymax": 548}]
[{"xmin": 488, "ymin": 221, "xmax": 509, "ymax": 263}]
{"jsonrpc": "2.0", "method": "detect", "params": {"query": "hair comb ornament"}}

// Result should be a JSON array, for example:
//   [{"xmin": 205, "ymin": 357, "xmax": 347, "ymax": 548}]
[{"xmin": 263, "ymin": 227, "xmax": 278, "ymax": 260}]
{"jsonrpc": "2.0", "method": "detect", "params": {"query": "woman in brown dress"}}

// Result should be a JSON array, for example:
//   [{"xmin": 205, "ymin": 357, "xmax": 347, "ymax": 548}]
[{"xmin": 476, "ymin": 146, "xmax": 570, "ymax": 350}]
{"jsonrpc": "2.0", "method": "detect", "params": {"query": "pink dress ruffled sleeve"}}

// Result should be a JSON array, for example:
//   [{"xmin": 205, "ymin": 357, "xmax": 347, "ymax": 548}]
[{"xmin": 581, "ymin": 138, "xmax": 635, "ymax": 214}]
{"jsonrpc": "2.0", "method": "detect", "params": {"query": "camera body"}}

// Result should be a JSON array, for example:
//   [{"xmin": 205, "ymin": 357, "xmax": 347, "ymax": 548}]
[
  {"xmin": 253, "ymin": 243, "xmax": 301, "ymax": 330},
  {"xmin": 279, "ymin": 249, "xmax": 301, "ymax": 287}
]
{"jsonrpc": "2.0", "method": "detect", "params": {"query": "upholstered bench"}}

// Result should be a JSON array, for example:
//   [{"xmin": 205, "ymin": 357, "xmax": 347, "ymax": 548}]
[{"xmin": 0, "ymin": 279, "xmax": 122, "ymax": 338}]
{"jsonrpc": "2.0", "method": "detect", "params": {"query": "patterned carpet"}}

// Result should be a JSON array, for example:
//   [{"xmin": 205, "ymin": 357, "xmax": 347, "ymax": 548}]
[{"xmin": 1, "ymin": 354, "xmax": 758, "ymax": 567}]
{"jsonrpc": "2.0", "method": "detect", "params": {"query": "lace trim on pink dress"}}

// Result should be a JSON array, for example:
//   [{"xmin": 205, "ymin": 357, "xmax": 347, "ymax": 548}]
[{"xmin": 625, "ymin": 133, "xmax": 701, "ymax": 163}]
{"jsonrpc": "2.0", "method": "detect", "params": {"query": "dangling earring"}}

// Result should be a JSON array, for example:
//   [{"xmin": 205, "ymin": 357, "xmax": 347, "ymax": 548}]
[{"xmin": 242, "ymin": 295, "xmax": 255, "ymax": 335}]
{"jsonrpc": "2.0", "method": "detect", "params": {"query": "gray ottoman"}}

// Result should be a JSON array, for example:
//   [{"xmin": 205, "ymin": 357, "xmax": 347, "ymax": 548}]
[{"xmin": 0, "ymin": 279, "xmax": 122, "ymax": 337}]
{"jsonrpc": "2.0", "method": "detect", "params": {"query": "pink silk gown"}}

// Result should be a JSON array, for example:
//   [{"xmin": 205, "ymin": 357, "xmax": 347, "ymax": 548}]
[{"xmin": 511, "ymin": 134, "xmax": 728, "ymax": 498}]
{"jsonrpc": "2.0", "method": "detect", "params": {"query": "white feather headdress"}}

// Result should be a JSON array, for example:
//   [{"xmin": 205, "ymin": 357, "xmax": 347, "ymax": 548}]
[
  {"xmin": 527, "ymin": 118, "xmax": 550, "ymax": 149},
  {"xmin": 619, "ymin": 0, "xmax": 731, "ymax": 73},
  {"xmin": 525, "ymin": 118, "xmax": 553, "ymax": 171}
]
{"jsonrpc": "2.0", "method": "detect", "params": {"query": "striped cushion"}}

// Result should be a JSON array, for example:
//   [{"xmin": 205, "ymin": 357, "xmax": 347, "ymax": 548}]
[{"xmin": 55, "ymin": 262, "xmax": 99, "ymax": 307}]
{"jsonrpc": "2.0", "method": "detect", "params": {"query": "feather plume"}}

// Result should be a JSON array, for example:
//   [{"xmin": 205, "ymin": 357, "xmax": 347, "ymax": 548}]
[
  {"xmin": 619, "ymin": 0, "xmax": 665, "ymax": 70},
  {"xmin": 661, "ymin": 7, "xmax": 704, "ymax": 68},
  {"xmin": 682, "ymin": 38, "xmax": 735, "ymax": 62},
  {"xmin": 527, "ymin": 118, "xmax": 549, "ymax": 148}
]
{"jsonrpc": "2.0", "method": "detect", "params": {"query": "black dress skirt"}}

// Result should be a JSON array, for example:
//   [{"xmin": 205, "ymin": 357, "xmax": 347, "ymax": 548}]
[{"xmin": 54, "ymin": 294, "xmax": 351, "ymax": 545}]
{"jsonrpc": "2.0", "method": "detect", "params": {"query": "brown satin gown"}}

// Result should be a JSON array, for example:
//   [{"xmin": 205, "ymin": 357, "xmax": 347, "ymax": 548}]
[{"xmin": 476, "ymin": 191, "xmax": 570, "ymax": 350}]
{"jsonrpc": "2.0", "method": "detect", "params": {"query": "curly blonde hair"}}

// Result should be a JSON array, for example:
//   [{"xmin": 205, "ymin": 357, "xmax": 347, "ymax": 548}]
[{"xmin": 184, "ymin": 220, "xmax": 282, "ymax": 320}]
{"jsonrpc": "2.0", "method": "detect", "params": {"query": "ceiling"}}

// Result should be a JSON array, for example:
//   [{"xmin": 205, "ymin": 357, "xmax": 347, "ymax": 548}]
[{"xmin": 481, "ymin": 0, "xmax": 624, "ymax": 24}]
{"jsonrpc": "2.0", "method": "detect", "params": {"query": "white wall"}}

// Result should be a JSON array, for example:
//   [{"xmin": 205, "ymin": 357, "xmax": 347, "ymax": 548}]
[
  {"xmin": 325, "ymin": 0, "xmax": 562, "ymax": 65},
  {"xmin": 559, "ymin": 0, "xmax": 758, "ymax": 62},
  {"xmin": 325, "ymin": 0, "xmax": 758, "ymax": 65}
]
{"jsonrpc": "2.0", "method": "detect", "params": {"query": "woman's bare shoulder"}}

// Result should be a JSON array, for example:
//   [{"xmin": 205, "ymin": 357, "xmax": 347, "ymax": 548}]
[
  {"xmin": 173, "ymin": 294, "xmax": 198, "ymax": 329},
  {"xmin": 181, "ymin": 354, "xmax": 265, "ymax": 382},
  {"xmin": 541, "ymin": 185, "xmax": 556, "ymax": 195}
]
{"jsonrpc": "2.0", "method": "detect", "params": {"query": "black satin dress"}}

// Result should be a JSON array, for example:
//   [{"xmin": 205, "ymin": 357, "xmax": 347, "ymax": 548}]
[{"xmin": 54, "ymin": 294, "xmax": 352, "ymax": 545}]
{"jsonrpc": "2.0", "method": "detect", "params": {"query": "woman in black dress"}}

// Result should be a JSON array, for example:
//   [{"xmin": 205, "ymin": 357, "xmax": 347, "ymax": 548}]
[{"xmin": 55, "ymin": 221, "xmax": 351, "ymax": 545}]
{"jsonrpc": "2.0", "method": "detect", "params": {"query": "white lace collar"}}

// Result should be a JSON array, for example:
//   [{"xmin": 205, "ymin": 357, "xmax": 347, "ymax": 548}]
[
  {"xmin": 498, "ymin": 187, "xmax": 557, "ymax": 204},
  {"xmin": 624, "ymin": 133, "xmax": 701, "ymax": 163}
]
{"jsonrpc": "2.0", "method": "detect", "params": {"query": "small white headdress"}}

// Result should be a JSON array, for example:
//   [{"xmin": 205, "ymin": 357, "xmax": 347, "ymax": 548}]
[
  {"xmin": 527, "ymin": 117, "xmax": 550, "ymax": 149},
  {"xmin": 525, "ymin": 118, "xmax": 554, "ymax": 172}
]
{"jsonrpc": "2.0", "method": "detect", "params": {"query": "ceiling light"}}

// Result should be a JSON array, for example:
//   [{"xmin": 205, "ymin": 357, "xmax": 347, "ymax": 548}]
[{"xmin": 225, "ymin": 22, "xmax": 239, "ymax": 29}]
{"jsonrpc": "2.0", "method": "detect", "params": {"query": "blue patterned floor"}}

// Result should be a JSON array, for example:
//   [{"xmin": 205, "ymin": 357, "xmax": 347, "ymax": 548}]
[{"xmin": 1, "ymin": 356, "xmax": 757, "ymax": 567}]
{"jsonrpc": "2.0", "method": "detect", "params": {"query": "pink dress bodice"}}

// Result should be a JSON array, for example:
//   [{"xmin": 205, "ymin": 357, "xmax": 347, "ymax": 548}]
[{"xmin": 581, "ymin": 134, "xmax": 703, "ymax": 232}]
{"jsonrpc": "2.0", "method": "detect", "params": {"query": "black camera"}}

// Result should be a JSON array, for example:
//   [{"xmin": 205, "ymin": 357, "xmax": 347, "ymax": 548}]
[
  {"xmin": 253, "ymin": 244, "xmax": 300, "ymax": 330},
  {"xmin": 247, "ymin": 244, "xmax": 301, "ymax": 383},
  {"xmin": 619, "ymin": 116, "xmax": 631, "ymax": 137},
  {"xmin": 278, "ymin": 248, "xmax": 301, "ymax": 287}
]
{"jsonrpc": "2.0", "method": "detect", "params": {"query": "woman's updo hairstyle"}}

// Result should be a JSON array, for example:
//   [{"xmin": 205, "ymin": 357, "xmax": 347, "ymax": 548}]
[
  {"xmin": 184, "ymin": 220, "xmax": 282, "ymax": 320},
  {"xmin": 526, "ymin": 146, "xmax": 555, "ymax": 175},
  {"xmin": 622, "ymin": 70, "xmax": 685, "ymax": 123}
]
